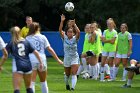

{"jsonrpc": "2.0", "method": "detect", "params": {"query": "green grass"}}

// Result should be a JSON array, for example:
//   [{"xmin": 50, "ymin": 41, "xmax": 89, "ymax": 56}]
[{"xmin": 0, "ymin": 58, "xmax": 140, "ymax": 93}]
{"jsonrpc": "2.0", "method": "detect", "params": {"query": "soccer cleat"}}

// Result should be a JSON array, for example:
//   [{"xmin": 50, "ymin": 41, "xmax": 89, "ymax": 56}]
[
  {"xmin": 122, "ymin": 84, "xmax": 131, "ymax": 88},
  {"xmin": 77, "ymin": 75, "xmax": 79, "ymax": 79},
  {"xmin": 66, "ymin": 85, "xmax": 70, "ymax": 90},
  {"xmin": 104, "ymin": 75, "xmax": 110, "ymax": 79},
  {"xmin": 125, "ymin": 66, "xmax": 137, "ymax": 71},
  {"xmin": 71, "ymin": 88, "xmax": 74, "ymax": 91}
]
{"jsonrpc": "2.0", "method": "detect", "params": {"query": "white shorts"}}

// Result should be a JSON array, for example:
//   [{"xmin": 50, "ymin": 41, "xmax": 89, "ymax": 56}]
[
  {"xmin": 116, "ymin": 54, "xmax": 128, "ymax": 58},
  {"xmin": 31, "ymin": 62, "xmax": 47, "ymax": 71},
  {"xmin": 64, "ymin": 55, "xmax": 80, "ymax": 67},
  {"xmin": 102, "ymin": 51, "xmax": 115, "ymax": 57},
  {"xmin": 12, "ymin": 59, "xmax": 32, "ymax": 74}
]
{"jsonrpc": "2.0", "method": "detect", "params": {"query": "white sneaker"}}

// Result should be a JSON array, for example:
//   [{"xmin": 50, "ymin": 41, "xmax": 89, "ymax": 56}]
[{"xmin": 120, "ymin": 79, "xmax": 126, "ymax": 82}]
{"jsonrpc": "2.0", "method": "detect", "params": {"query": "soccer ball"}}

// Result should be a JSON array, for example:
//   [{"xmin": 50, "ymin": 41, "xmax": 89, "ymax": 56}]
[
  {"xmin": 65, "ymin": 2, "xmax": 74, "ymax": 12},
  {"xmin": 81, "ymin": 72, "xmax": 90, "ymax": 79}
]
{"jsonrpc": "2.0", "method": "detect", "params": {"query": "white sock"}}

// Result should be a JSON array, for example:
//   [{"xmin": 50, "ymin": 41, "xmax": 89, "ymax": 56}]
[
  {"xmin": 31, "ymin": 82, "xmax": 35, "ymax": 93},
  {"xmin": 81, "ymin": 58, "xmax": 87, "ymax": 71},
  {"xmin": 113, "ymin": 67, "xmax": 118, "ymax": 79},
  {"xmin": 71, "ymin": 75, "xmax": 77, "ymax": 89},
  {"xmin": 105, "ymin": 64, "xmax": 110, "ymax": 75},
  {"xmin": 100, "ymin": 67, "xmax": 105, "ymax": 73},
  {"xmin": 127, "ymin": 79, "xmax": 132, "ymax": 85},
  {"xmin": 89, "ymin": 65, "xmax": 93, "ymax": 76},
  {"xmin": 93, "ymin": 64, "xmax": 98, "ymax": 78},
  {"xmin": 41, "ymin": 81, "xmax": 48, "ymax": 93},
  {"xmin": 97, "ymin": 63, "xmax": 100, "ymax": 75},
  {"xmin": 122, "ymin": 68, "xmax": 128, "ymax": 80},
  {"xmin": 110, "ymin": 67, "xmax": 114, "ymax": 79},
  {"xmin": 77, "ymin": 65, "xmax": 83, "ymax": 75},
  {"xmin": 64, "ymin": 75, "xmax": 69, "ymax": 85}
]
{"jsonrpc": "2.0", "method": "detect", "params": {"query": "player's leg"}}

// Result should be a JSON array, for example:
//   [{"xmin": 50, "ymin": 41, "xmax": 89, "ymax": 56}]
[
  {"xmin": 76, "ymin": 62, "xmax": 84, "ymax": 78},
  {"xmin": 90, "ymin": 56, "xmax": 98, "ymax": 80},
  {"xmin": 114, "ymin": 54, "xmax": 121, "ymax": 80},
  {"xmin": 71, "ymin": 64, "xmax": 79, "ymax": 90},
  {"xmin": 31, "ymin": 70, "xmax": 37, "ymax": 93},
  {"xmin": 122, "ymin": 57, "xmax": 128, "ymax": 81},
  {"xmin": 13, "ymin": 72, "xmax": 23, "ymax": 93},
  {"xmin": 37, "ymin": 69, "xmax": 48, "ymax": 93},
  {"xmin": 64, "ymin": 67, "xmax": 71, "ymax": 90},
  {"xmin": 104, "ymin": 58, "xmax": 110, "ymax": 79},
  {"xmin": 81, "ymin": 53, "xmax": 88, "ymax": 72},
  {"xmin": 23, "ymin": 72, "xmax": 33, "ymax": 93}
]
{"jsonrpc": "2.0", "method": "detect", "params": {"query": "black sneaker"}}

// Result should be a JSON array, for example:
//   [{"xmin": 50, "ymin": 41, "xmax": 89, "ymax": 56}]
[
  {"xmin": 66, "ymin": 85, "xmax": 70, "ymax": 90},
  {"xmin": 77, "ymin": 75, "xmax": 79, "ymax": 79},
  {"xmin": 122, "ymin": 84, "xmax": 131, "ymax": 88},
  {"xmin": 71, "ymin": 88, "xmax": 74, "ymax": 91},
  {"xmin": 125, "ymin": 66, "xmax": 137, "ymax": 71}
]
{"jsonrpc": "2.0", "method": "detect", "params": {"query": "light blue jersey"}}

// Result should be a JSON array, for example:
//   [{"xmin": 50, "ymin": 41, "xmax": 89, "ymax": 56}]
[
  {"xmin": 26, "ymin": 34, "xmax": 50, "ymax": 63},
  {"xmin": 63, "ymin": 34, "xmax": 79, "ymax": 67},
  {"xmin": 63, "ymin": 34, "xmax": 78, "ymax": 56}
]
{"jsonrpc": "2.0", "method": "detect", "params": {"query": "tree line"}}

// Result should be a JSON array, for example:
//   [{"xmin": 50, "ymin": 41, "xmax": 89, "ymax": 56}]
[{"xmin": 0, "ymin": 0, "xmax": 140, "ymax": 33}]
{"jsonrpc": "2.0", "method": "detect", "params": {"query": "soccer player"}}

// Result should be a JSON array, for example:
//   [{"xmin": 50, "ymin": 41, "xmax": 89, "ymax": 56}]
[
  {"xmin": 20, "ymin": 16, "xmax": 33, "ymax": 38},
  {"xmin": 0, "ymin": 26, "xmax": 43, "ymax": 93},
  {"xmin": 114, "ymin": 23, "xmax": 132, "ymax": 81},
  {"xmin": 101, "ymin": 18, "xmax": 118, "ymax": 81},
  {"xmin": 26, "ymin": 22, "xmax": 63, "ymax": 93},
  {"xmin": 81, "ymin": 22, "xmax": 101, "ymax": 80},
  {"xmin": 59, "ymin": 14, "xmax": 80, "ymax": 91},
  {"xmin": 0, "ymin": 36, "xmax": 8, "ymax": 71},
  {"xmin": 122, "ymin": 59, "xmax": 140, "ymax": 88},
  {"xmin": 77, "ymin": 24, "xmax": 91, "ymax": 77}
]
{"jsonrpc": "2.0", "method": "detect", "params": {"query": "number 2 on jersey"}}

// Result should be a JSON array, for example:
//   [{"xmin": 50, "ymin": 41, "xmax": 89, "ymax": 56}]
[{"xmin": 18, "ymin": 43, "xmax": 25, "ymax": 56}]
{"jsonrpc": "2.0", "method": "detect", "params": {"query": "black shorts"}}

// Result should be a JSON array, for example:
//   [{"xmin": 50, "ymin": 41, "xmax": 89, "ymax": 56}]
[
  {"xmin": 135, "ymin": 67, "xmax": 140, "ymax": 75},
  {"xmin": 86, "ymin": 51, "xmax": 94, "ymax": 56}
]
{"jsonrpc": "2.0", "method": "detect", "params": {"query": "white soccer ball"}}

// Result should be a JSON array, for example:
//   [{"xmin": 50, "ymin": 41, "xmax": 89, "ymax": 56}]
[
  {"xmin": 65, "ymin": 2, "xmax": 74, "ymax": 12},
  {"xmin": 81, "ymin": 72, "xmax": 90, "ymax": 79}
]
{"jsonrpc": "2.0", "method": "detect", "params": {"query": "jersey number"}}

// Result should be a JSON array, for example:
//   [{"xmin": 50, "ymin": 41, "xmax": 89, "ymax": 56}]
[
  {"xmin": 35, "ymin": 41, "xmax": 41, "ymax": 51},
  {"xmin": 18, "ymin": 43, "xmax": 25, "ymax": 56}
]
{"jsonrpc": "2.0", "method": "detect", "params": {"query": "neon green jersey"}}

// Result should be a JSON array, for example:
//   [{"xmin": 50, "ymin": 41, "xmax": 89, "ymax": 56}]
[
  {"xmin": 89, "ymin": 32, "xmax": 101, "ymax": 56},
  {"xmin": 117, "ymin": 31, "xmax": 132, "ymax": 54},
  {"xmin": 103, "ymin": 29, "xmax": 118, "ymax": 52},
  {"xmin": 82, "ymin": 33, "xmax": 90, "ymax": 53},
  {"xmin": 20, "ymin": 26, "xmax": 29, "ymax": 38}
]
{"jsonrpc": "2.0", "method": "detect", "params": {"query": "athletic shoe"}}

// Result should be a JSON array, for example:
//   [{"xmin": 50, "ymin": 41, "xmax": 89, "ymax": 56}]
[
  {"xmin": 122, "ymin": 84, "xmax": 131, "ymax": 88},
  {"xmin": 66, "ymin": 85, "xmax": 70, "ymax": 90},
  {"xmin": 125, "ymin": 66, "xmax": 137, "ymax": 71},
  {"xmin": 71, "ymin": 88, "xmax": 74, "ymax": 91},
  {"xmin": 120, "ymin": 79, "xmax": 126, "ymax": 82},
  {"xmin": 104, "ymin": 75, "xmax": 110, "ymax": 79}
]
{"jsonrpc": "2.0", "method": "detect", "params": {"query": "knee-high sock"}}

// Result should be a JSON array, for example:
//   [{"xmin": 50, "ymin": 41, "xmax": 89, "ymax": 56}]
[
  {"xmin": 41, "ymin": 81, "xmax": 48, "ymax": 93},
  {"xmin": 81, "ymin": 58, "xmax": 87, "ymax": 71},
  {"xmin": 113, "ymin": 67, "xmax": 118, "ymax": 79},
  {"xmin": 71, "ymin": 75, "xmax": 77, "ymax": 89},
  {"xmin": 110, "ymin": 67, "xmax": 114, "ymax": 79},
  {"xmin": 97, "ymin": 63, "xmax": 100, "ymax": 75},
  {"xmin": 64, "ymin": 75, "xmax": 70, "ymax": 85},
  {"xmin": 31, "ymin": 82, "xmax": 35, "ymax": 93},
  {"xmin": 105, "ymin": 64, "xmax": 110, "ymax": 75},
  {"xmin": 77, "ymin": 65, "xmax": 83, "ymax": 75},
  {"xmin": 122, "ymin": 68, "xmax": 128, "ymax": 80},
  {"xmin": 127, "ymin": 79, "xmax": 132, "ymax": 85}
]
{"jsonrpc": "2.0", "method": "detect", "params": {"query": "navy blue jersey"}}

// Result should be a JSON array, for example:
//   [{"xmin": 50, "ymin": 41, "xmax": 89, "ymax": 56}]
[{"xmin": 6, "ymin": 39, "xmax": 35, "ymax": 72}]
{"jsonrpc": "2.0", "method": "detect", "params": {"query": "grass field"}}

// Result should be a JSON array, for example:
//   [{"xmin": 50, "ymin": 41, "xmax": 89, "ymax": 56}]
[{"xmin": 0, "ymin": 58, "xmax": 140, "ymax": 93}]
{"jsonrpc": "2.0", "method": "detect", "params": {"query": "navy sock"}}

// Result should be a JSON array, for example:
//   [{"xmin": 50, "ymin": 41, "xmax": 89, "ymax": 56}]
[
  {"xmin": 26, "ymin": 88, "xmax": 33, "ymax": 93},
  {"xmin": 14, "ymin": 89, "xmax": 20, "ymax": 93}
]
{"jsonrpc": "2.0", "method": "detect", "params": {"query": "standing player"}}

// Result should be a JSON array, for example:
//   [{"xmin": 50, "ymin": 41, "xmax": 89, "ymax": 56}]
[
  {"xmin": 0, "ymin": 26, "xmax": 43, "ymax": 93},
  {"xmin": 77, "ymin": 24, "xmax": 91, "ymax": 77},
  {"xmin": 81, "ymin": 23, "xmax": 101, "ymax": 79},
  {"xmin": 20, "ymin": 16, "xmax": 33, "ymax": 38},
  {"xmin": 114, "ymin": 23, "xmax": 132, "ymax": 81},
  {"xmin": 101, "ymin": 18, "xmax": 118, "ymax": 81},
  {"xmin": 59, "ymin": 14, "xmax": 80, "ymax": 91},
  {"xmin": 26, "ymin": 22, "xmax": 63, "ymax": 93},
  {"xmin": 0, "ymin": 36, "xmax": 8, "ymax": 71}
]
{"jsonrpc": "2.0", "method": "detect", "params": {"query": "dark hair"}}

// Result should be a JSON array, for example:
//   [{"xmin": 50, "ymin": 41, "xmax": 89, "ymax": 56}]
[
  {"xmin": 64, "ymin": 20, "xmax": 76, "ymax": 35},
  {"xmin": 27, "ymin": 22, "xmax": 40, "ymax": 36}
]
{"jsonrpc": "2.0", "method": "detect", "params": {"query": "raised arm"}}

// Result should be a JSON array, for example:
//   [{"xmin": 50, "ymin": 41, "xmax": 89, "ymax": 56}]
[
  {"xmin": 59, "ymin": 14, "xmax": 65, "ymax": 39},
  {"xmin": 73, "ymin": 20, "xmax": 80, "ymax": 40}
]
